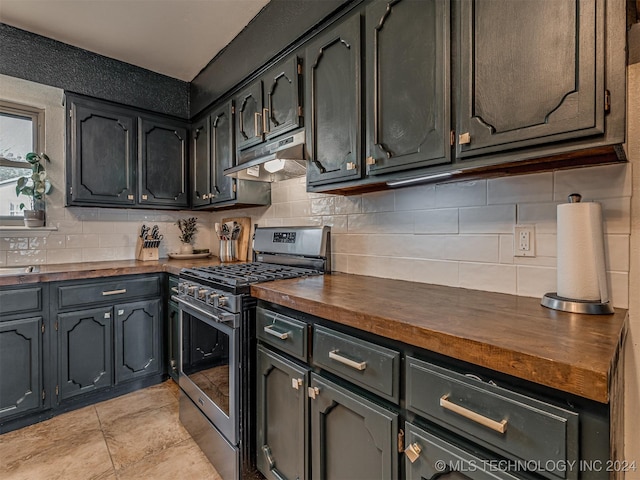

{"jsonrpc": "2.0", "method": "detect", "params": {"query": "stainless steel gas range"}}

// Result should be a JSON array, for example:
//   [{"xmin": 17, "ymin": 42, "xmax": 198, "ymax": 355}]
[{"xmin": 172, "ymin": 226, "xmax": 330, "ymax": 480}]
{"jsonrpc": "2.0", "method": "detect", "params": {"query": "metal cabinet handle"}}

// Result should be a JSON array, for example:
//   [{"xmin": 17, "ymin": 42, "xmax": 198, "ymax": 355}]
[
  {"xmin": 263, "ymin": 325, "xmax": 288, "ymax": 340},
  {"xmin": 102, "ymin": 289, "xmax": 127, "ymax": 296},
  {"xmin": 439, "ymin": 395, "xmax": 507, "ymax": 434},
  {"xmin": 308, "ymin": 386, "xmax": 320, "ymax": 399},
  {"xmin": 254, "ymin": 112, "xmax": 262, "ymax": 137},
  {"xmin": 345, "ymin": 162, "xmax": 356, "ymax": 171},
  {"xmin": 328, "ymin": 350, "xmax": 367, "ymax": 371},
  {"xmin": 291, "ymin": 378, "xmax": 303, "ymax": 390},
  {"xmin": 404, "ymin": 443, "xmax": 422, "ymax": 463},
  {"xmin": 262, "ymin": 107, "xmax": 270, "ymax": 134}
]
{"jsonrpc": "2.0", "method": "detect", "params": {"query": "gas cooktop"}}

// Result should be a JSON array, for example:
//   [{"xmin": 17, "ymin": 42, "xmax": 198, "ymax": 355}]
[{"xmin": 181, "ymin": 262, "xmax": 322, "ymax": 288}]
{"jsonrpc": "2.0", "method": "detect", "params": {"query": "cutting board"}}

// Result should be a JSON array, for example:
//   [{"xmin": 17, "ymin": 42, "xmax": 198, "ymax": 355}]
[{"xmin": 222, "ymin": 217, "xmax": 251, "ymax": 261}]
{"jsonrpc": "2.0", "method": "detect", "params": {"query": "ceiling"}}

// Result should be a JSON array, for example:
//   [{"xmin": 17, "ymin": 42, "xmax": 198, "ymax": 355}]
[{"xmin": 0, "ymin": 0, "xmax": 271, "ymax": 82}]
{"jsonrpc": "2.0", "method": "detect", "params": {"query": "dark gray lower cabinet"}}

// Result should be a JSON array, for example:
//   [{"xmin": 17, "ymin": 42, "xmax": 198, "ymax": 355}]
[
  {"xmin": 310, "ymin": 373, "xmax": 398, "ymax": 480},
  {"xmin": 405, "ymin": 422, "xmax": 520, "ymax": 480},
  {"xmin": 167, "ymin": 276, "xmax": 180, "ymax": 382},
  {"xmin": 0, "ymin": 316, "xmax": 43, "ymax": 421},
  {"xmin": 256, "ymin": 345, "xmax": 309, "ymax": 480},
  {"xmin": 57, "ymin": 307, "xmax": 113, "ymax": 402},
  {"xmin": 114, "ymin": 299, "xmax": 161, "ymax": 383}
]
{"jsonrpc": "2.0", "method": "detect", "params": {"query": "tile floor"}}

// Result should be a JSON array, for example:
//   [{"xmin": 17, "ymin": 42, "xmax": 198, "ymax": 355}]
[{"xmin": 0, "ymin": 380, "xmax": 222, "ymax": 479}]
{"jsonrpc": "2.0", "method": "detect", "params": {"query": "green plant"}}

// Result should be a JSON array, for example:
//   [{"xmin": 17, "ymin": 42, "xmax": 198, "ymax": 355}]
[
  {"xmin": 15, "ymin": 152, "xmax": 51, "ymax": 210},
  {"xmin": 176, "ymin": 217, "xmax": 198, "ymax": 244}
]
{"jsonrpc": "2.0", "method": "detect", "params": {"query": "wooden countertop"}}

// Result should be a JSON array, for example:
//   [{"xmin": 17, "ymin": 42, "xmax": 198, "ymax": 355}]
[
  {"xmin": 0, "ymin": 257, "xmax": 223, "ymax": 286},
  {"xmin": 251, "ymin": 273, "xmax": 628, "ymax": 404}
]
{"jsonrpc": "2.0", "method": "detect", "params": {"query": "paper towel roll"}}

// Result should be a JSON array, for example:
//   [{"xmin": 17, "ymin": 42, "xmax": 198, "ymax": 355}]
[{"xmin": 556, "ymin": 201, "xmax": 608, "ymax": 302}]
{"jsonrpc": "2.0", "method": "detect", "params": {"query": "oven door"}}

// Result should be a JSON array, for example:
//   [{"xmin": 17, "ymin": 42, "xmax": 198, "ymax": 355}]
[{"xmin": 178, "ymin": 300, "xmax": 239, "ymax": 446}]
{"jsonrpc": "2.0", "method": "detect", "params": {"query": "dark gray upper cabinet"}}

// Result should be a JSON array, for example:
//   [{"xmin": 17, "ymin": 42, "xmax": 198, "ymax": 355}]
[
  {"xmin": 0, "ymin": 316, "xmax": 43, "ymax": 421},
  {"xmin": 456, "ymin": 0, "xmax": 604, "ymax": 158},
  {"xmin": 66, "ymin": 93, "xmax": 189, "ymax": 210},
  {"xmin": 114, "ymin": 299, "xmax": 161, "ymax": 384},
  {"xmin": 365, "ymin": 0, "xmax": 451, "ymax": 175},
  {"xmin": 67, "ymin": 95, "xmax": 137, "ymax": 206},
  {"xmin": 57, "ymin": 307, "xmax": 113, "ymax": 402},
  {"xmin": 191, "ymin": 116, "xmax": 211, "ymax": 208},
  {"xmin": 138, "ymin": 116, "xmax": 189, "ymax": 208},
  {"xmin": 263, "ymin": 56, "xmax": 303, "ymax": 140},
  {"xmin": 306, "ymin": 14, "xmax": 363, "ymax": 186},
  {"xmin": 235, "ymin": 81, "xmax": 264, "ymax": 151},
  {"xmin": 210, "ymin": 101, "xmax": 236, "ymax": 205}
]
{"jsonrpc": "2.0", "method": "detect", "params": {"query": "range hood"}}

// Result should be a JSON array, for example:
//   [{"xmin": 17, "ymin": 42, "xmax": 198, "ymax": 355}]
[{"xmin": 224, "ymin": 129, "xmax": 307, "ymax": 182}]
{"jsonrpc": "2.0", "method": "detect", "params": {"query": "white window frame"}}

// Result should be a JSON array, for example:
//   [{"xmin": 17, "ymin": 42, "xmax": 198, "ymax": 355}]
[{"xmin": 0, "ymin": 100, "xmax": 45, "ymax": 225}]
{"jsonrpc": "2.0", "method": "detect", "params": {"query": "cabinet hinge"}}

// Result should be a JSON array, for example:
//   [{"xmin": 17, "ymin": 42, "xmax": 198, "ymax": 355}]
[
  {"xmin": 42, "ymin": 389, "xmax": 46, "ymax": 401},
  {"xmin": 398, "ymin": 429, "xmax": 405, "ymax": 453},
  {"xmin": 604, "ymin": 90, "xmax": 611, "ymax": 113},
  {"xmin": 450, "ymin": 130, "xmax": 455, "ymax": 146},
  {"xmin": 55, "ymin": 385, "xmax": 59, "ymax": 396},
  {"xmin": 41, "ymin": 323, "xmax": 45, "ymax": 334},
  {"xmin": 298, "ymin": 106, "xmax": 303, "ymax": 117},
  {"xmin": 231, "ymin": 105, "xmax": 236, "ymax": 115},
  {"xmin": 232, "ymin": 182, "xmax": 237, "ymax": 193}
]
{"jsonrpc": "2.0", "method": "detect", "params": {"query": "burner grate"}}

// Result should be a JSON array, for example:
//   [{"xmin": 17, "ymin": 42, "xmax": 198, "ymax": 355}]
[{"xmin": 183, "ymin": 262, "xmax": 322, "ymax": 287}]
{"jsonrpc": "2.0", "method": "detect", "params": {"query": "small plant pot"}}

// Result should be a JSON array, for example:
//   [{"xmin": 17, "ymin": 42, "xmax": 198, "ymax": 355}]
[
  {"xmin": 23, "ymin": 210, "xmax": 45, "ymax": 228},
  {"xmin": 179, "ymin": 243, "xmax": 194, "ymax": 255}
]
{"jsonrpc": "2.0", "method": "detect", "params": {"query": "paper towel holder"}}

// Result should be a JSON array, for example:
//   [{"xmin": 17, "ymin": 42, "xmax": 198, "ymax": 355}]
[{"xmin": 541, "ymin": 293, "xmax": 614, "ymax": 314}]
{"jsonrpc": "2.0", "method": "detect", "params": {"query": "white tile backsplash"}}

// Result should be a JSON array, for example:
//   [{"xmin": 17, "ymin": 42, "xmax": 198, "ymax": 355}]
[
  {"xmin": 361, "ymin": 191, "xmax": 395, "ymax": 213},
  {"xmin": 488, "ymin": 173, "xmax": 553, "ymax": 205},
  {"xmin": 436, "ymin": 180, "xmax": 487, "ymax": 207},
  {"xmin": 458, "ymin": 262, "xmax": 517, "ymax": 294},
  {"xmin": 554, "ymin": 163, "xmax": 632, "ymax": 201},
  {"xmin": 443, "ymin": 235, "xmax": 500, "ymax": 263},
  {"xmin": 395, "ymin": 185, "xmax": 436, "ymax": 211},
  {"xmin": 459, "ymin": 205, "xmax": 516, "ymax": 234}
]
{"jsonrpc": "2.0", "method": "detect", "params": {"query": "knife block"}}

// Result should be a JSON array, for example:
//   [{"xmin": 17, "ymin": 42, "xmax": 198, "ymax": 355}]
[{"xmin": 136, "ymin": 237, "xmax": 159, "ymax": 261}]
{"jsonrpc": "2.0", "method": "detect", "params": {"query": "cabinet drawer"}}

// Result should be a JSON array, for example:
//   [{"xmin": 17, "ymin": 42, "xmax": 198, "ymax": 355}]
[
  {"xmin": 57, "ymin": 275, "xmax": 161, "ymax": 309},
  {"xmin": 406, "ymin": 357, "xmax": 578, "ymax": 480},
  {"xmin": 312, "ymin": 325, "xmax": 399, "ymax": 403},
  {"xmin": 257, "ymin": 307, "xmax": 307, "ymax": 361},
  {"xmin": 0, "ymin": 286, "xmax": 43, "ymax": 317}
]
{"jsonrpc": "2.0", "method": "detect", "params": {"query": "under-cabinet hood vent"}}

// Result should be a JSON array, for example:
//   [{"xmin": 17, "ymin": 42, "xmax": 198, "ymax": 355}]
[{"xmin": 224, "ymin": 129, "xmax": 307, "ymax": 182}]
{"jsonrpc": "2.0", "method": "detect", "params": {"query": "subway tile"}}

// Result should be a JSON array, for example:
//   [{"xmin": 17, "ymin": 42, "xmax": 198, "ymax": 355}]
[
  {"xmin": 311, "ymin": 197, "xmax": 335, "ymax": 216},
  {"xmin": 458, "ymin": 263, "xmax": 517, "ymax": 294},
  {"xmin": 347, "ymin": 212, "xmax": 414, "ymax": 234},
  {"xmin": 288, "ymin": 181, "xmax": 309, "ymax": 201},
  {"xmin": 604, "ymin": 234, "xmax": 630, "ymax": 272},
  {"xmin": 0, "ymin": 237, "xmax": 29, "ymax": 250},
  {"xmin": 601, "ymin": 197, "xmax": 631, "ymax": 234},
  {"xmin": 394, "ymin": 185, "xmax": 436, "ymax": 211},
  {"xmin": 322, "ymin": 215, "xmax": 348, "ymax": 234},
  {"xmin": 273, "ymin": 203, "xmax": 292, "ymax": 218},
  {"xmin": 65, "ymin": 234, "xmax": 101, "ymax": 249},
  {"xmin": 414, "ymin": 209, "xmax": 458, "ymax": 234},
  {"xmin": 443, "ymin": 235, "xmax": 500, "ymax": 263},
  {"xmin": 44, "ymin": 234, "xmax": 66, "ymax": 249},
  {"xmin": 98, "ymin": 208, "xmax": 130, "ymax": 221},
  {"xmin": 361, "ymin": 191, "xmax": 395, "ymax": 213},
  {"xmin": 46, "ymin": 249, "xmax": 83, "ymax": 264},
  {"xmin": 435, "ymin": 180, "xmax": 486, "ymax": 208},
  {"xmin": 608, "ymin": 271, "xmax": 628, "ymax": 309},
  {"xmin": 28, "ymin": 237, "xmax": 47, "ymax": 249},
  {"xmin": 290, "ymin": 200, "xmax": 311, "ymax": 217},
  {"xmin": 48, "ymin": 219, "xmax": 83, "ymax": 234},
  {"xmin": 536, "ymin": 233, "xmax": 557, "ymax": 258},
  {"xmin": 516, "ymin": 265, "xmax": 556, "ymax": 299},
  {"xmin": 347, "ymin": 255, "xmax": 458, "ymax": 286},
  {"xmin": 0, "ymin": 251, "xmax": 6, "ymax": 266},
  {"xmin": 99, "ymin": 234, "xmax": 139, "ymax": 248},
  {"xmin": 334, "ymin": 196, "xmax": 362, "ymax": 215},
  {"xmin": 270, "ymin": 184, "xmax": 289, "ymax": 204},
  {"xmin": 262, "ymin": 217, "xmax": 284, "ymax": 227},
  {"xmin": 553, "ymin": 163, "xmax": 632, "ymax": 201},
  {"xmin": 332, "ymin": 253, "xmax": 348, "ymax": 273},
  {"xmin": 517, "ymin": 203, "xmax": 559, "ymax": 233},
  {"xmin": 6, "ymin": 249, "xmax": 46, "ymax": 266},
  {"xmin": 513, "ymin": 256, "xmax": 557, "ymax": 267},
  {"xmin": 487, "ymin": 173, "xmax": 553, "ymax": 204},
  {"xmin": 83, "ymin": 221, "xmax": 136, "ymax": 235},
  {"xmin": 281, "ymin": 216, "xmax": 323, "ymax": 227},
  {"xmin": 459, "ymin": 205, "xmax": 515, "ymax": 234},
  {"xmin": 65, "ymin": 207, "xmax": 99, "ymax": 221},
  {"xmin": 499, "ymin": 235, "xmax": 514, "ymax": 264},
  {"xmin": 334, "ymin": 233, "xmax": 448, "ymax": 259}
]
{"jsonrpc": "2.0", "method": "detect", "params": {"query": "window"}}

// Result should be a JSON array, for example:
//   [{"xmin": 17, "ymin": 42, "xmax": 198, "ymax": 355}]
[{"xmin": 0, "ymin": 100, "xmax": 44, "ymax": 223}]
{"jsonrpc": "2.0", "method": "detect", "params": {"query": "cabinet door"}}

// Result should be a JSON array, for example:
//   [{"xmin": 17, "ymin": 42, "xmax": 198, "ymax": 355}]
[
  {"xmin": 405, "ymin": 422, "xmax": 520, "ymax": 480},
  {"xmin": 306, "ymin": 14, "xmax": 363, "ymax": 186},
  {"xmin": 365, "ymin": 0, "xmax": 451, "ymax": 175},
  {"xmin": 0, "ymin": 317, "xmax": 43, "ymax": 420},
  {"xmin": 211, "ymin": 101, "xmax": 236, "ymax": 205},
  {"xmin": 114, "ymin": 299, "xmax": 161, "ymax": 383},
  {"xmin": 310, "ymin": 374, "xmax": 398, "ymax": 480},
  {"xmin": 457, "ymin": 0, "xmax": 604, "ymax": 158},
  {"xmin": 58, "ymin": 307, "xmax": 113, "ymax": 402},
  {"xmin": 67, "ymin": 97, "xmax": 136, "ymax": 206},
  {"xmin": 139, "ymin": 117, "xmax": 189, "ymax": 208},
  {"xmin": 256, "ymin": 345, "xmax": 309, "ymax": 480},
  {"xmin": 191, "ymin": 116, "xmax": 212, "ymax": 208},
  {"xmin": 263, "ymin": 56, "xmax": 302, "ymax": 140},
  {"xmin": 235, "ymin": 82, "xmax": 264, "ymax": 151}
]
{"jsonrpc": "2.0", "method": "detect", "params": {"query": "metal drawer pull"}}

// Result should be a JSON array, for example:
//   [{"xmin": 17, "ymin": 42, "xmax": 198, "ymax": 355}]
[
  {"xmin": 405, "ymin": 443, "xmax": 422, "ymax": 463},
  {"xmin": 440, "ymin": 395, "xmax": 507, "ymax": 434},
  {"xmin": 102, "ymin": 289, "xmax": 127, "ymax": 296},
  {"xmin": 263, "ymin": 325, "xmax": 288, "ymax": 340},
  {"xmin": 328, "ymin": 350, "xmax": 367, "ymax": 371},
  {"xmin": 291, "ymin": 378, "xmax": 303, "ymax": 390},
  {"xmin": 308, "ymin": 386, "xmax": 320, "ymax": 399}
]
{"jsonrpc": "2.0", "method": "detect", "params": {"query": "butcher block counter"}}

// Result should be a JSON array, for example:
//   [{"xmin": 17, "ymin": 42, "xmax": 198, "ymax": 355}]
[
  {"xmin": 0, "ymin": 257, "xmax": 221, "ymax": 286},
  {"xmin": 251, "ymin": 272, "xmax": 627, "ymax": 404}
]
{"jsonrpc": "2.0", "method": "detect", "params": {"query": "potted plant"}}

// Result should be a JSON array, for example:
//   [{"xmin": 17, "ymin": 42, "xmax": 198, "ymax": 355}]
[
  {"xmin": 176, "ymin": 217, "xmax": 198, "ymax": 254},
  {"xmin": 15, "ymin": 152, "xmax": 52, "ymax": 227}
]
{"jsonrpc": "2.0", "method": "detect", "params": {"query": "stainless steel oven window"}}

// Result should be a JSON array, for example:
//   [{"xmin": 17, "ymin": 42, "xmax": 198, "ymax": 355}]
[{"xmin": 178, "ymin": 307, "xmax": 240, "ymax": 445}]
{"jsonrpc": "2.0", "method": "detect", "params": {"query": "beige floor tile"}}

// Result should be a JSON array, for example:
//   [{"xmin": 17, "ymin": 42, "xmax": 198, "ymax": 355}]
[
  {"xmin": 117, "ymin": 438, "xmax": 221, "ymax": 480},
  {"xmin": 103, "ymin": 403, "xmax": 190, "ymax": 471},
  {"xmin": 95, "ymin": 381, "xmax": 177, "ymax": 427}
]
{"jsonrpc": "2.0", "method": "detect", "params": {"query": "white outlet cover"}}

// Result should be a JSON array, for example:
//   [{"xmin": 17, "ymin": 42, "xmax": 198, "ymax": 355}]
[{"xmin": 514, "ymin": 225, "xmax": 536, "ymax": 257}]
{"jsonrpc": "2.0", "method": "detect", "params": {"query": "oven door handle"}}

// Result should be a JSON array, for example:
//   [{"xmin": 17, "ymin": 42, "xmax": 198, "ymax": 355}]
[{"xmin": 173, "ymin": 295, "xmax": 232, "ymax": 325}]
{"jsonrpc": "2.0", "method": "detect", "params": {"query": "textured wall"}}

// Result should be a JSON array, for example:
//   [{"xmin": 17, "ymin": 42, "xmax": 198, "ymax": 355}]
[{"xmin": 0, "ymin": 24, "xmax": 189, "ymax": 118}]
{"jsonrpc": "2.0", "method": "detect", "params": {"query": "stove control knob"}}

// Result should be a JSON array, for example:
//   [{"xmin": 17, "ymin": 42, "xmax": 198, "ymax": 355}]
[
  {"xmin": 178, "ymin": 282, "xmax": 187, "ymax": 294},
  {"xmin": 207, "ymin": 292, "xmax": 220, "ymax": 304},
  {"xmin": 198, "ymin": 289, "xmax": 209, "ymax": 300},
  {"xmin": 187, "ymin": 285, "xmax": 198, "ymax": 296},
  {"xmin": 217, "ymin": 296, "xmax": 228, "ymax": 308}
]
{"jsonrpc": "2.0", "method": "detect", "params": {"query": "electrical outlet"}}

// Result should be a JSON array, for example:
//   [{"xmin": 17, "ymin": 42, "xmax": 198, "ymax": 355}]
[{"xmin": 514, "ymin": 225, "xmax": 536, "ymax": 257}]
